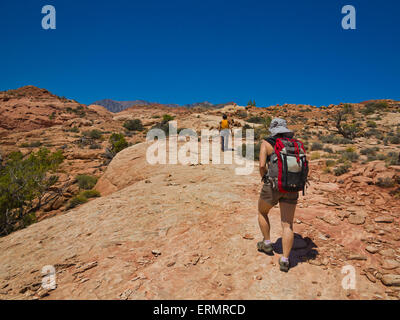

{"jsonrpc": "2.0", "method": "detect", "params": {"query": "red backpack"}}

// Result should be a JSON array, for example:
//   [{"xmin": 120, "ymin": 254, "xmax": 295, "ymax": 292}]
[{"xmin": 267, "ymin": 137, "xmax": 309, "ymax": 194}]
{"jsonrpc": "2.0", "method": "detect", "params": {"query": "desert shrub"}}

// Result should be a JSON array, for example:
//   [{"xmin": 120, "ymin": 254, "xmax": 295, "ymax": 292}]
[
  {"xmin": 89, "ymin": 144, "xmax": 102, "ymax": 150},
  {"xmin": 247, "ymin": 116, "xmax": 265, "ymax": 124},
  {"xmin": 20, "ymin": 141, "xmax": 43, "ymax": 148},
  {"xmin": 0, "ymin": 149, "xmax": 64, "ymax": 236},
  {"xmin": 320, "ymin": 135, "xmax": 336, "ymax": 144},
  {"xmin": 123, "ymin": 119, "xmax": 144, "ymax": 132},
  {"xmin": 67, "ymin": 189, "xmax": 101, "ymax": 209},
  {"xmin": 240, "ymin": 143, "xmax": 261, "ymax": 161},
  {"xmin": 83, "ymin": 129, "xmax": 103, "ymax": 140},
  {"xmin": 325, "ymin": 160, "xmax": 336, "ymax": 167},
  {"xmin": 376, "ymin": 177, "xmax": 395, "ymax": 188},
  {"xmin": 343, "ymin": 104, "xmax": 355, "ymax": 115},
  {"xmin": 67, "ymin": 105, "xmax": 86, "ymax": 117},
  {"xmin": 67, "ymin": 126, "xmax": 80, "ymax": 133},
  {"xmin": 152, "ymin": 121, "xmax": 172, "ymax": 136},
  {"xmin": 67, "ymin": 194, "xmax": 88, "ymax": 209},
  {"xmin": 360, "ymin": 147, "xmax": 379, "ymax": 156},
  {"xmin": 311, "ymin": 152, "xmax": 321, "ymax": 160},
  {"xmin": 254, "ymin": 126, "xmax": 269, "ymax": 141},
  {"xmin": 341, "ymin": 123, "xmax": 360, "ymax": 140},
  {"xmin": 311, "ymin": 142, "xmax": 323, "ymax": 151},
  {"xmin": 242, "ymin": 124, "xmax": 252, "ymax": 131},
  {"xmin": 323, "ymin": 147, "xmax": 334, "ymax": 153},
  {"xmin": 339, "ymin": 148, "xmax": 359, "ymax": 163},
  {"xmin": 383, "ymin": 152, "xmax": 400, "ymax": 165},
  {"xmin": 361, "ymin": 102, "xmax": 388, "ymax": 115},
  {"xmin": 364, "ymin": 128, "xmax": 384, "ymax": 140},
  {"xmin": 162, "ymin": 114, "xmax": 175, "ymax": 122},
  {"xmin": 108, "ymin": 133, "xmax": 129, "ymax": 156},
  {"xmin": 340, "ymin": 137, "xmax": 353, "ymax": 144},
  {"xmin": 388, "ymin": 135, "xmax": 400, "ymax": 144},
  {"xmin": 81, "ymin": 189, "xmax": 101, "ymax": 199},
  {"xmin": 334, "ymin": 162, "xmax": 352, "ymax": 176},
  {"xmin": 237, "ymin": 110, "xmax": 248, "ymax": 119},
  {"xmin": 75, "ymin": 105, "xmax": 86, "ymax": 117},
  {"xmin": 76, "ymin": 175, "xmax": 98, "ymax": 190},
  {"xmin": 366, "ymin": 120, "xmax": 377, "ymax": 128},
  {"xmin": 323, "ymin": 167, "xmax": 332, "ymax": 174}
]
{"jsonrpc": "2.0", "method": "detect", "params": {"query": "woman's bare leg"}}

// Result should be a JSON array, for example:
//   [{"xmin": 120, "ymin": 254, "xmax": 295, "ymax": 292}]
[
  {"xmin": 258, "ymin": 198, "xmax": 273, "ymax": 241},
  {"xmin": 280, "ymin": 202, "xmax": 297, "ymax": 259}
]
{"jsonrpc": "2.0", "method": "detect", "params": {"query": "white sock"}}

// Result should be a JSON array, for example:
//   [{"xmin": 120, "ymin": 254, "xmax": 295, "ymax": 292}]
[
  {"xmin": 264, "ymin": 240, "xmax": 271, "ymax": 245},
  {"xmin": 281, "ymin": 257, "xmax": 289, "ymax": 263}
]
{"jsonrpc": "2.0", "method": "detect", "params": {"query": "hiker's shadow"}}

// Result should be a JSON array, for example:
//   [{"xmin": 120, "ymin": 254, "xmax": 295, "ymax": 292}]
[{"xmin": 272, "ymin": 233, "xmax": 319, "ymax": 269}]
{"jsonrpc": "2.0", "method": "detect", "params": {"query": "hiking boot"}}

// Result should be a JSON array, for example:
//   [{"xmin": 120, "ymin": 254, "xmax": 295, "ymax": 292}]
[
  {"xmin": 257, "ymin": 241, "xmax": 273, "ymax": 254},
  {"xmin": 279, "ymin": 258, "xmax": 290, "ymax": 272}
]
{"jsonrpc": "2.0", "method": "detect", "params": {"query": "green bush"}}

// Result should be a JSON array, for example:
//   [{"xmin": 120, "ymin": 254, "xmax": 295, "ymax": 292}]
[
  {"xmin": 323, "ymin": 147, "xmax": 334, "ymax": 154},
  {"xmin": 320, "ymin": 135, "xmax": 336, "ymax": 144},
  {"xmin": 364, "ymin": 128, "xmax": 384, "ymax": 140},
  {"xmin": 162, "ymin": 114, "xmax": 175, "ymax": 122},
  {"xmin": 89, "ymin": 144, "xmax": 102, "ymax": 150},
  {"xmin": 240, "ymin": 143, "xmax": 261, "ymax": 161},
  {"xmin": 243, "ymin": 124, "xmax": 252, "ymax": 131},
  {"xmin": 67, "ymin": 189, "xmax": 101, "ymax": 210},
  {"xmin": 334, "ymin": 162, "xmax": 352, "ymax": 176},
  {"xmin": 83, "ymin": 129, "xmax": 103, "ymax": 140},
  {"xmin": 325, "ymin": 159, "xmax": 336, "ymax": 167},
  {"xmin": 253, "ymin": 126, "xmax": 269, "ymax": 141},
  {"xmin": 0, "ymin": 149, "xmax": 64, "ymax": 236},
  {"xmin": 366, "ymin": 120, "xmax": 377, "ymax": 128},
  {"xmin": 376, "ymin": 177, "xmax": 395, "ymax": 188},
  {"xmin": 247, "ymin": 116, "xmax": 271, "ymax": 128},
  {"xmin": 81, "ymin": 189, "xmax": 101, "ymax": 199},
  {"xmin": 384, "ymin": 152, "xmax": 400, "ymax": 165},
  {"xmin": 339, "ymin": 149, "xmax": 359, "ymax": 163},
  {"xmin": 20, "ymin": 141, "xmax": 43, "ymax": 148},
  {"xmin": 360, "ymin": 147, "xmax": 379, "ymax": 156},
  {"xmin": 311, "ymin": 152, "xmax": 321, "ymax": 160},
  {"xmin": 343, "ymin": 104, "xmax": 355, "ymax": 115},
  {"xmin": 311, "ymin": 142, "xmax": 323, "ymax": 151},
  {"xmin": 247, "ymin": 116, "xmax": 264, "ymax": 124},
  {"xmin": 67, "ymin": 126, "xmax": 80, "ymax": 133},
  {"xmin": 123, "ymin": 119, "xmax": 144, "ymax": 132},
  {"xmin": 388, "ymin": 135, "xmax": 400, "ymax": 144},
  {"xmin": 361, "ymin": 102, "xmax": 388, "ymax": 115},
  {"xmin": 76, "ymin": 175, "xmax": 98, "ymax": 190},
  {"xmin": 237, "ymin": 110, "xmax": 248, "ymax": 119},
  {"xmin": 109, "ymin": 133, "xmax": 129, "ymax": 155},
  {"xmin": 341, "ymin": 123, "xmax": 360, "ymax": 140},
  {"xmin": 67, "ymin": 194, "xmax": 88, "ymax": 209}
]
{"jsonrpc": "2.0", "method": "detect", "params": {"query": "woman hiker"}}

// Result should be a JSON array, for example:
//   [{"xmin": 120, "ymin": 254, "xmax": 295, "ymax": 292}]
[
  {"xmin": 257, "ymin": 118, "xmax": 300, "ymax": 272},
  {"xmin": 219, "ymin": 114, "xmax": 231, "ymax": 152}
]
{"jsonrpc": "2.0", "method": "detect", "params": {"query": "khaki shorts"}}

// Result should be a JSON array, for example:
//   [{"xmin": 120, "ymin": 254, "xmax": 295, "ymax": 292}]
[{"xmin": 260, "ymin": 181, "xmax": 299, "ymax": 206}]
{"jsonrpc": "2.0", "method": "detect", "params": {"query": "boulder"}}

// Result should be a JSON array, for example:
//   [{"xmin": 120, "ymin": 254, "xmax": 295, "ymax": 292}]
[
  {"xmin": 381, "ymin": 275, "xmax": 400, "ymax": 287},
  {"xmin": 348, "ymin": 213, "xmax": 366, "ymax": 225},
  {"xmin": 374, "ymin": 216, "xmax": 394, "ymax": 223}
]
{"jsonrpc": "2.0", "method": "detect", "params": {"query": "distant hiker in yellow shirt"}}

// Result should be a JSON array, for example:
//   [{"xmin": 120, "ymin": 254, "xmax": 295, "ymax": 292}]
[{"xmin": 219, "ymin": 114, "xmax": 231, "ymax": 152}]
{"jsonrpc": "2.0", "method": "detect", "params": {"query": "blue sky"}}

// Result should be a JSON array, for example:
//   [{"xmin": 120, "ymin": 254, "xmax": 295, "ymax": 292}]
[{"xmin": 0, "ymin": 0, "xmax": 399, "ymax": 107}]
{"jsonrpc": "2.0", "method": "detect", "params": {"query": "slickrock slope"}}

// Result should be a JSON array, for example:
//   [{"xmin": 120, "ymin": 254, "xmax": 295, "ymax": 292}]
[{"xmin": 1, "ymin": 142, "xmax": 399, "ymax": 300}]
